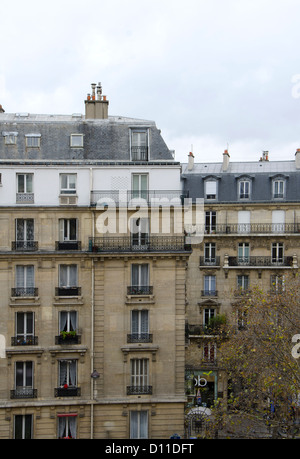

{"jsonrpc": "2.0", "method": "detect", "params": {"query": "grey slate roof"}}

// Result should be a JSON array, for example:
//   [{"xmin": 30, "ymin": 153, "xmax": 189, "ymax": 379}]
[
  {"xmin": 181, "ymin": 160, "xmax": 300, "ymax": 203},
  {"xmin": 0, "ymin": 113, "xmax": 175, "ymax": 162}
]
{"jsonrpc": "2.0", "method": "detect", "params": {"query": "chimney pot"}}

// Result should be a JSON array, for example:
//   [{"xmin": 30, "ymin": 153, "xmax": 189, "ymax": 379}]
[
  {"xmin": 222, "ymin": 149, "xmax": 230, "ymax": 171},
  {"xmin": 295, "ymin": 148, "xmax": 300, "ymax": 169},
  {"xmin": 188, "ymin": 151, "xmax": 194, "ymax": 171}
]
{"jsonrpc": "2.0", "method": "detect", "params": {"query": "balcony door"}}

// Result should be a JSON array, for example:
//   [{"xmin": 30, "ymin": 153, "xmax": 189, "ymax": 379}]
[
  {"xmin": 131, "ymin": 218, "xmax": 149, "ymax": 249},
  {"xmin": 132, "ymin": 174, "xmax": 148, "ymax": 200}
]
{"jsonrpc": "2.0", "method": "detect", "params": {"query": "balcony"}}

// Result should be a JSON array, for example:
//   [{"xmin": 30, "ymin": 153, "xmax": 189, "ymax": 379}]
[
  {"xmin": 131, "ymin": 146, "xmax": 148, "ymax": 161},
  {"xmin": 55, "ymin": 387, "xmax": 81, "ymax": 397},
  {"xmin": 127, "ymin": 286, "xmax": 153, "ymax": 295},
  {"xmin": 127, "ymin": 385, "xmax": 152, "ymax": 395},
  {"xmin": 12, "ymin": 241, "xmax": 38, "ymax": 251},
  {"xmin": 55, "ymin": 241, "xmax": 81, "ymax": 251},
  {"xmin": 10, "ymin": 388, "xmax": 37, "ymax": 399},
  {"xmin": 55, "ymin": 287, "xmax": 81, "ymax": 297},
  {"xmin": 228, "ymin": 256, "xmax": 293, "ymax": 267},
  {"xmin": 11, "ymin": 287, "xmax": 38, "ymax": 297},
  {"xmin": 89, "ymin": 236, "xmax": 189, "ymax": 253},
  {"xmin": 55, "ymin": 333, "xmax": 81, "ymax": 345},
  {"xmin": 90, "ymin": 190, "xmax": 188, "ymax": 206},
  {"xmin": 201, "ymin": 290, "xmax": 218, "ymax": 297},
  {"xmin": 204, "ymin": 223, "xmax": 300, "ymax": 235},
  {"xmin": 127, "ymin": 333, "xmax": 153, "ymax": 343},
  {"xmin": 199, "ymin": 256, "xmax": 220, "ymax": 267},
  {"xmin": 11, "ymin": 335, "xmax": 38, "ymax": 346},
  {"xmin": 16, "ymin": 193, "xmax": 34, "ymax": 204}
]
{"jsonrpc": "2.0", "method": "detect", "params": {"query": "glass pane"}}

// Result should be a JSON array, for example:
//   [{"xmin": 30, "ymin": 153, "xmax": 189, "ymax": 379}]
[
  {"xmin": 17, "ymin": 175, "xmax": 24, "ymax": 193},
  {"xmin": 26, "ymin": 175, "xmax": 33, "ymax": 193}
]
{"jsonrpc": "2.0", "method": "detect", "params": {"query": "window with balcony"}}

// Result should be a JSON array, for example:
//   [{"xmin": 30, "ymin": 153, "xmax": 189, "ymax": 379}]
[
  {"xmin": 129, "ymin": 264, "xmax": 151, "ymax": 295},
  {"xmin": 58, "ymin": 415, "xmax": 77, "ymax": 439},
  {"xmin": 203, "ymin": 243, "xmax": 216, "ymax": 265},
  {"xmin": 57, "ymin": 218, "xmax": 80, "ymax": 250},
  {"xmin": 131, "ymin": 130, "xmax": 148, "ymax": 161},
  {"xmin": 272, "ymin": 210, "xmax": 285, "ymax": 233},
  {"xmin": 203, "ymin": 275, "xmax": 216, "ymax": 296},
  {"xmin": 272, "ymin": 242, "xmax": 284, "ymax": 264},
  {"xmin": 11, "ymin": 361, "xmax": 36, "ymax": 399},
  {"xmin": 16, "ymin": 173, "xmax": 34, "ymax": 203},
  {"xmin": 14, "ymin": 415, "xmax": 33, "ymax": 439},
  {"xmin": 205, "ymin": 211, "xmax": 216, "ymax": 234},
  {"xmin": 130, "ymin": 411, "xmax": 148, "ymax": 439},
  {"xmin": 237, "ymin": 275, "xmax": 249, "ymax": 293},
  {"xmin": 13, "ymin": 265, "xmax": 36, "ymax": 297},
  {"xmin": 55, "ymin": 359, "xmax": 80, "ymax": 397},
  {"xmin": 12, "ymin": 312, "xmax": 37, "ymax": 346},
  {"xmin": 128, "ymin": 358, "xmax": 151, "ymax": 395},
  {"xmin": 238, "ymin": 211, "xmax": 250, "ymax": 233},
  {"xmin": 130, "ymin": 218, "xmax": 149, "ymax": 249},
  {"xmin": 203, "ymin": 343, "xmax": 216, "ymax": 363},
  {"xmin": 56, "ymin": 311, "xmax": 80, "ymax": 344},
  {"xmin": 57, "ymin": 265, "xmax": 79, "ymax": 296},
  {"xmin": 238, "ymin": 242, "xmax": 250, "ymax": 264},
  {"xmin": 14, "ymin": 219, "xmax": 37, "ymax": 251},
  {"xmin": 129, "ymin": 310, "xmax": 151, "ymax": 343}
]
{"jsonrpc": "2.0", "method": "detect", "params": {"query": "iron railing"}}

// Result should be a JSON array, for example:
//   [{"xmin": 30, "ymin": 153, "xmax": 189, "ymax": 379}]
[
  {"xmin": 89, "ymin": 236, "xmax": 189, "ymax": 252},
  {"xmin": 127, "ymin": 333, "xmax": 153, "ymax": 343},
  {"xmin": 201, "ymin": 290, "xmax": 218, "ymax": 297},
  {"xmin": 55, "ymin": 241, "xmax": 81, "ymax": 251},
  {"xmin": 12, "ymin": 241, "xmax": 38, "ymax": 251},
  {"xmin": 127, "ymin": 286, "xmax": 153, "ymax": 295},
  {"xmin": 228, "ymin": 256, "xmax": 293, "ymax": 267},
  {"xmin": 10, "ymin": 388, "xmax": 37, "ymax": 399},
  {"xmin": 54, "ymin": 387, "xmax": 81, "ymax": 397},
  {"xmin": 11, "ymin": 335, "xmax": 38, "ymax": 346},
  {"xmin": 203, "ymin": 223, "xmax": 300, "ymax": 234},
  {"xmin": 11, "ymin": 287, "xmax": 38, "ymax": 297},
  {"xmin": 55, "ymin": 334, "xmax": 81, "ymax": 345},
  {"xmin": 199, "ymin": 256, "xmax": 220, "ymax": 266},
  {"xmin": 127, "ymin": 385, "xmax": 152, "ymax": 395},
  {"xmin": 55, "ymin": 287, "xmax": 81, "ymax": 297},
  {"xmin": 131, "ymin": 146, "xmax": 148, "ymax": 161}
]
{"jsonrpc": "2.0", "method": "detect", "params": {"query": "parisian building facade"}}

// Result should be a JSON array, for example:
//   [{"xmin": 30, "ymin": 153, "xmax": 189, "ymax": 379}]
[{"xmin": 0, "ymin": 84, "xmax": 299, "ymax": 438}]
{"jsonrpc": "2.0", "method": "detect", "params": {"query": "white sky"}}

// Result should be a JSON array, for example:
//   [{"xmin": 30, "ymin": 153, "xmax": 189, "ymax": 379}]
[{"xmin": 1, "ymin": 0, "xmax": 300, "ymax": 163}]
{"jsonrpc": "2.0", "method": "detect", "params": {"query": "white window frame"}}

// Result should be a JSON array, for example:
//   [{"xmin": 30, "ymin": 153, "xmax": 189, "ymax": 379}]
[
  {"xmin": 60, "ymin": 174, "xmax": 77, "ymax": 195},
  {"xmin": 273, "ymin": 179, "xmax": 285, "ymax": 199},
  {"xmin": 205, "ymin": 180, "xmax": 217, "ymax": 200},
  {"xmin": 130, "ymin": 129, "xmax": 149, "ymax": 161},
  {"xmin": 70, "ymin": 134, "xmax": 84, "ymax": 148},
  {"xmin": 4, "ymin": 132, "xmax": 18, "ymax": 145},
  {"xmin": 17, "ymin": 173, "xmax": 33, "ymax": 193},
  {"xmin": 25, "ymin": 134, "xmax": 41, "ymax": 148},
  {"xmin": 239, "ymin": 180, "xmax": 251, "ymax": 199},
  {"xmin": 59, "ymin": 219, "xmax": 78, "ymax": 242},
  {"xmin": 59, "ymin": 265, "xmax": 78, "ymax": 288},
  {"xmin": 130, "ymin": 411, "xmax": 148, "ymax": 439},
  {"xmin": 15, "ymin": 312, "xmax": 34, "ymax": 340}
]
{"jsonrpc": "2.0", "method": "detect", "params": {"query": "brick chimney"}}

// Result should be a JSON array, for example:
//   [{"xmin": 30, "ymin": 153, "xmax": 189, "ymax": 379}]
[
  {"xmin": 222, "ymin": 149, "xmax": 230, "ymax": 171},
  {"xmin": 85, "ymin": 82, "xmax": 109, "ymax": 119}
]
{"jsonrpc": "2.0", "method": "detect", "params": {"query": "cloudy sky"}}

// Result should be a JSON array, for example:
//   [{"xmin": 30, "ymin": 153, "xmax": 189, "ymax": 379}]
[{"xmin": 1, "ymin": 0, "xmax": 300, "ymax": 163}]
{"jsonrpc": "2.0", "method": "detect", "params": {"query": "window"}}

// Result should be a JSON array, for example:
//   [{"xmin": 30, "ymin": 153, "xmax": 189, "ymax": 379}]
[
  {"xmin": 203, "ymin": 275, "xmax": 216, "ymax": 296},
  {"xmin": 205, "ymin": 211, "xmax": 216, "ymax": 234},
  {"xmin": 203, "ymin": 343, "xmax": 216, "ymax": 363},
  {"xmin": 60, "ymin": 174, "xmax": 77, "ymax": 195},
  {"xmin": 14, "ymin": 415, "xmax": 32, "ymax": 439},
  {"xmin": 14, "ymin": 361, "xmax": 34, "ymax": 398},
  {"xmin": 239, "ymin": 180, "xmax": 250, "ymax": 199},
  {"xmin": 25, "ymin": 134, "xmax": 40, "ymax": 148},
  {"xmin": 70, "ymin": 134, "xmax": 84, "ymax": 147},
  {"xmin": 131, "ymin": 130, "xmax": 148, "ymax": 161},
  {"xmin": 273, "ymin": 179, "xmax": 285, "ymax": 199},
  {"xmin": 129, "ymin": 358, "xmax": 150, "ymax": 394},
  {"xmin": 17, "ymin": 173, "xmax": 33, "ymax": 193},
  {"xmin": 15, "ymin": 265, "xmax": 35, "ymax": 296},
  {"xmin": 59, "ymin": 219, "xmax": 77, "ymax": 241},
  {"xmin": 272, "ymin": 210, "xmax": 285, "ymax": 233},
  {"xmin": 272, "ymin": 243, "xmax": 284, "ymax": 263},
  {"xmin": 238, "ymin": 242, "xmax": 250, "ymax": 264},
  {"xmin": 204, "ymin": 243, "xmax": 216, "ymax": 264},
  {"xmin": 15, "ymin": 312, "xmax": 34, "ymax": 344},
  {"xmin": 131, "ymin": 310, "xmax": 149, "ymax": 342},
  {"xmin": 130, "ymin": 411, "xmax": 148, "ymax": 439},
  {"xmin": 130, "ymin": 264, "xmax": 150, "ymax": 294},
  {"xmin": 59, "ymin": 265, "xmax": 77, "ymax": 287},
  {"xmin": 271, "ymin": 274, "xmax": 285, "ymax": 293},
  {"xmin": 131, "ymin": 218, "xmax": 149, "ymax": 247},
  {"xmin": 58, "ymin": 415, "xmax": 77, "ymax": 439},
  {"xmin": 58, "ymin": 360, "xmax": 77, "ymax": 388},
  {"xmin": 238, "ymin": 211, "xmax": 250, "ymax": 233},
  {"xmin": 132, "ymin": 174, "xmax": 148, "ymax": 200},
  {"xmin": 237, "ymin": 275, "xmax": 249, "ymax": 292},
  {"xmin": 15, "ymin": 219, "xmax": 36, "ymax": 250},
  {"xmin": 204, "ymin": 308, "xmax": 215, "ymax": 326},
  {"xmin": 59, "ymin": 311, "xmax": 77, "ymax": 334},
  {"xmin": 4, "ymin": 132, "xmax": 17, "ymax": 145},
  {"xmin": 205, "ymin": 180, "xmax": 217, "ymax": 200}
]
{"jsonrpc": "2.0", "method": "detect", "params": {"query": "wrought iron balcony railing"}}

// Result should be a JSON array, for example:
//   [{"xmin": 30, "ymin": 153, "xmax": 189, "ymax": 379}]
[
  {"xmin": 203, "ymin": 223, "xmax": 300, "ymax": 235},
  {"xmin": 127, "ymin": 385, "xmax": 152, "ymax": 395},
  {"xmin": 54, "ymin": 387, "xmax": 81, "ymax": 397},
  {"xmin": 228, "ymin": 256, "xmax": 293, "ymax": 267},
  {"xmin": 55, "ymin": 334, "xmax": 81, "ymax": 345},
  {"xmin": 201, "ymin": 290, "xmax": 218, "ymax": 297},
  {"xmin": 127, "ymin": 286, "xmax": 153, "ymax": 295},
  {"xmin": 90, "ymin": 190, "xmax": 188, "ymax": 206},
  {"xmin": 11, "ymin": 335, "xmax": 38, "ymax": 346},
  {"xmin": 12, "ymin": 241, "xmax": 38, "ymax": 251},
  {"xmin": 199, "ymin": 256, "xmax": 220, "ymax": 266},
  {"xmin": 55, "ymin": 241, "xmax": 81, "ymax": 251},
  {"xmin": 55, "ymin": 287, "xmax": 81, "ymax": 297},
  {"xmin": 127, "ymin": 333, "xmax": 153, "ymax": 343},
  {"xmin": 10, "ymin": 388, "xmax": 37, "ymax": 399},
  {"xmin": 11, "ymin": 287, "xmax": 38, "ymax": 297},
  {"xmin": 131, "ymin": 146, "xmax": 148, "ymax": 161},
  {"xmin": 89, "ymin": 236, "xmax": 189, "ymax": 253}
]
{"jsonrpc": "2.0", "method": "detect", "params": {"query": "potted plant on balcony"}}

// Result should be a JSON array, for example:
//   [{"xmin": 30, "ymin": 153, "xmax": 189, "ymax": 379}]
[{"xmin": 60, "ymin": 330, "xmax": 77, "ymax": 341}]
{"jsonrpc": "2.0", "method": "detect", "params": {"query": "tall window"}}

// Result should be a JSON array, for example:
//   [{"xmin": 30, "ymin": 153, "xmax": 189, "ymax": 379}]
[
  {"xmin": 237, "ymin": 275, "xmax": 249, "ymax": 292},
  {"xmin": 58, "ymin": 415, "xmax": 77, "ymax": 439},
  {"xmin": 203, "ymin": 275, "xmax": 216, "ymax": 296},
  {"xmin": 238, "ymin": 211, "xmax": 250, "ymax": 233},
  {"xmin": 14, "ymin": 361, "xmax": 34, "ymax": 398},
  {"xmin": 14, "ymin": 415, "xmax": 32, "ymax": 439},
  {"xmin": 238, "ymin": 242, "xmax": 250, "ymax": 264},
  {"xmin": 131, "ymin": 310, "xmax": 149, "ymax": 341},
  {"xmin": 15, "ymin": 265, "xmax": 35, "ymax": 296},
  {"xmin": 130, "ymin": 411, "xmax": 148, "ymax": 439},
  {"xmin": 59, "ymin": 219, "xmax": 78, "ymax": 241},
  {"xmin": 59, "ymin": 265, "xmax": 78, "ymax": 288},
  {"xmin": 131, "ymin": 218, "xmax": 149, "ymax": 247},
  {"xmin": 272, "ymin": 210, "xmax": 285, "ymax": 233},
  {"xmin": 60, "ymin": 174, "xmax": 77, "ymax": 195},
  {"xmin": 205, "ymin": 211, "xmax": 216, "ymax": 234},
  {"xmin": 270, "ymin": 274, "xmax": 285, "ymax": 293},
  {"xmin": 131, "ymin": 130, "xmax": 148, "ymax": 161},
  {"xmin": 204, "ymin": 243, "xmax": 216, "ymax": 264},
  {"xmin": 59, "ymin": 360, "xmax": 77, "ymax": 388},
  {"xmin": 59, "ymin": 311, "xmax": 77, "ymax": 334},
  {"xmin": 15, "ymin": 219, "xmax": 35, "ymax": 250},
  {"xmin": 204, "ymin": 308, "xmax": 215, "ymax": 326},
  {"xmin": 131, "ymin": 264, "xmax": 150, "ymax": 294},
  {"xmin": 130, "ymin": 358, "xmax": 150, "ymax": 393},
  {"xmin": 132, "ymin": 174, "xmax": 148, "ymax": 200},
  {"xmin": 272, "ymin": 243, "xmax": 284, "ymax": 263},
  {"xmin": 273, "ymin": 179, "xmax": 285, "ymax": 199},
  {"xmin": 15, "ymin": 312, "xmax": 34, "ymax": 344},
  {"xmin": 203, "ymin": 343, "xmax": 216, "ymax": 363},
  {"xmin": 239, "ymin": 180, "xmax": 250, "ymax": 199},
  {"xmin": 205, "ymin": 180, "xmax": 217, "ymax": 200}
]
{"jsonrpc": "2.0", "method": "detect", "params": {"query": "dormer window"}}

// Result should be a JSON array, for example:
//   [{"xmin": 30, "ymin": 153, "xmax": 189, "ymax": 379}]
[
  {"xmin": 238, "ymin": 179, "xmax": 250, "ymax": 199},
  {"xmin": 273, "ymin": 179, "xmax": 285, "ymax": 199},
  {"xmin": 131, "ymin": 129, "xmax": 148, "ymax": 161},
  {"xmin": 3, "ymin": 132, "xmax": 18, "ymax": 145},
  {"xmin": 25, "ymin": 134, "xmax": 41, "ymax": 148},
  {"xmin": 205, "ymin": 180, "xmax": 217, "ymax": 200}
]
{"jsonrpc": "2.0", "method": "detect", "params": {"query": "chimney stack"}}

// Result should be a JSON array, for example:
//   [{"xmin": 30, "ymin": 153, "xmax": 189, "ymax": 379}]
[
  {"xmin": 187, "ymin": 151, "xmax": 194, "ymax": 171},
  {"xmin": 0, "ymin": 105, "xmax": 5, "ymax": 113},
  {"xmin": 222, "ymin": 149, "xmax": 230, "ymax": 171},
  {"xmin": 85, "ymin": 82, "xmax": 109, "ymax": 119},
  {"xmin": 295, "ymin": 148, "xmax": 300, "ymax": 169}
]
